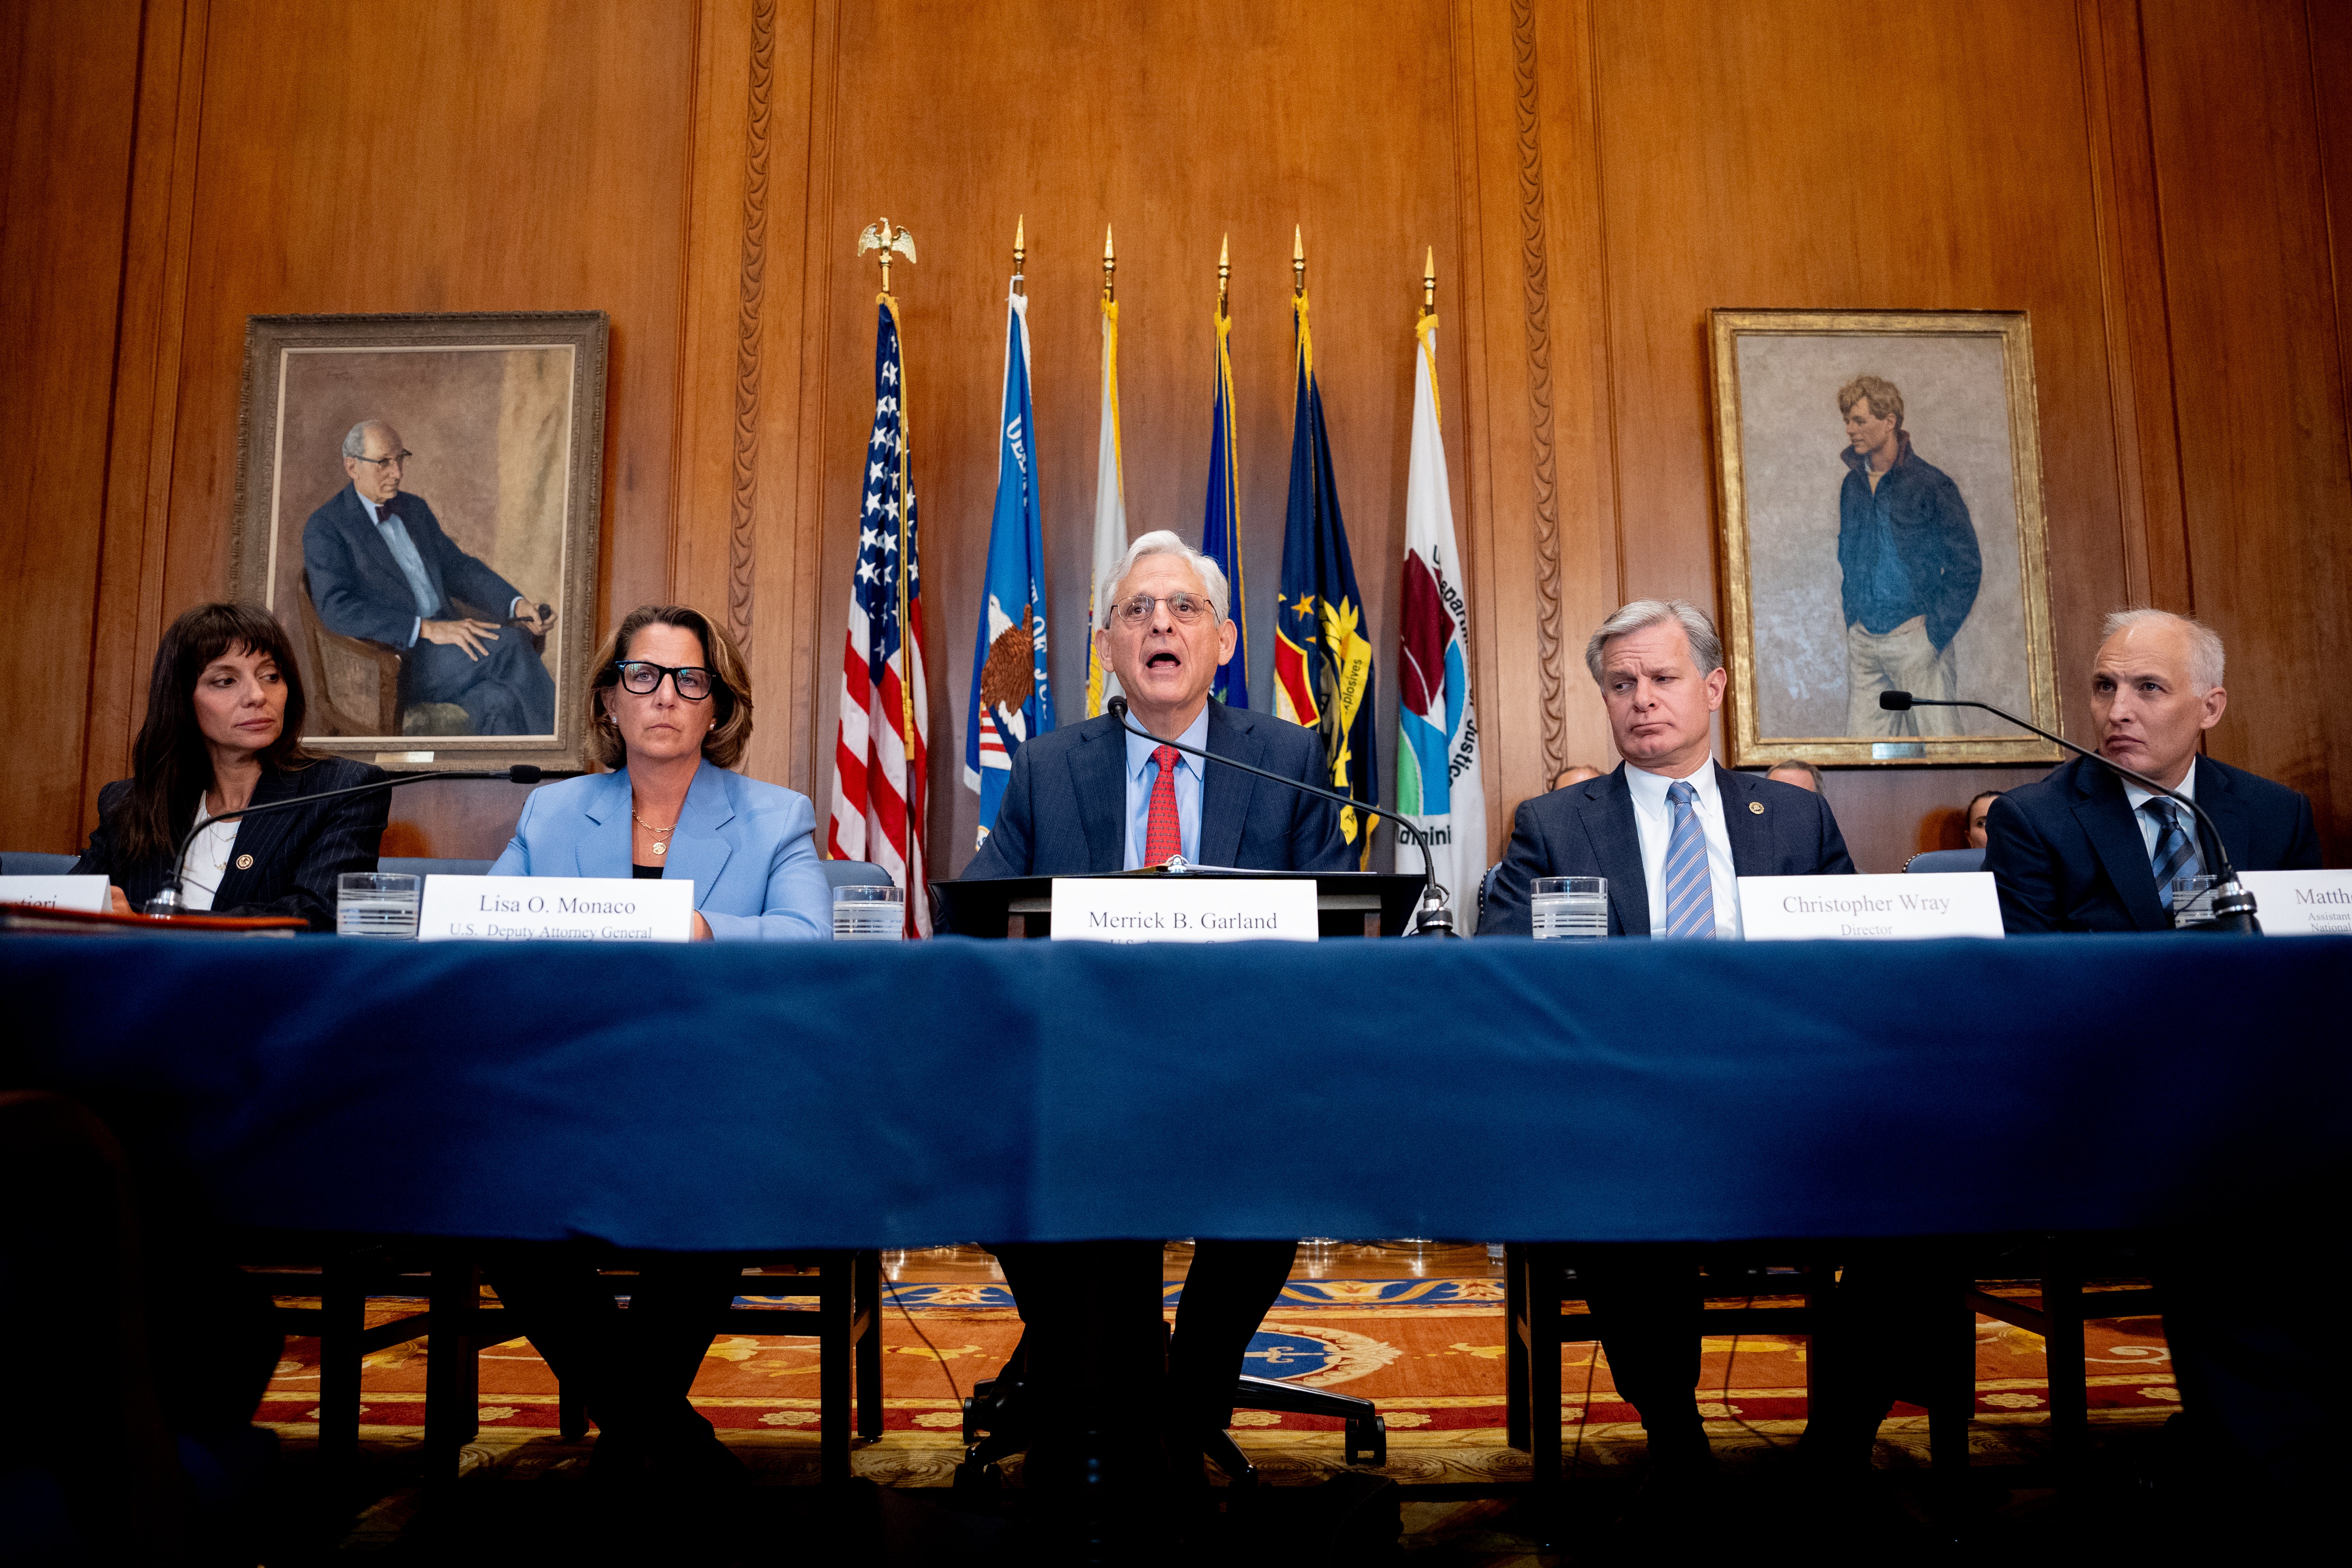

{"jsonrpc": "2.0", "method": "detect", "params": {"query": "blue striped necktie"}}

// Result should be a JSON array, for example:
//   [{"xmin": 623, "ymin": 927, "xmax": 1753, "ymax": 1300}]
[
  {"xmin": 1661, "ymin": 780, "xmax": 1717, "ymax": 938},
  {"xmin": 2143, "ymin": 799, "xmax": 2199, "ymax": 899}
]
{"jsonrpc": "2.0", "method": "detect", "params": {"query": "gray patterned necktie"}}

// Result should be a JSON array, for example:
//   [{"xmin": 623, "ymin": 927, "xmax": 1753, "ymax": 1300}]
[{"xmin": 1661, "ymin": 780, "xmax": 1717, "ymax": 938}]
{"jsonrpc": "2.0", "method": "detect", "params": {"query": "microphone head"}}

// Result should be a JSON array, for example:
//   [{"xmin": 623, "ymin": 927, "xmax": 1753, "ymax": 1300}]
[
  {"xmin": 508, "ymin": 764, "xmax": 544, "ymax": 783},
  {"xmin": 1878, "ymin": 691, "xmax": 1914, "ymax": 712},
  {"xmin": 1107, "ymin": 696, "xmax": 1128, "ymax": 721}
]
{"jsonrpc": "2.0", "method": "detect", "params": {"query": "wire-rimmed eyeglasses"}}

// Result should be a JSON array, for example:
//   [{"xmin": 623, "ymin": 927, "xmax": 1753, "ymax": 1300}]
[
  {"xmin": 612, "ymin": 660, "xmax": 715, "ymax": 700},
  {"xmin": 350, "ymin": 449, "xmax": 414, "ymax": 470},
  {"xmin": 1110, "ymin": 591, "xmax": 1214, "ymax": 628}
]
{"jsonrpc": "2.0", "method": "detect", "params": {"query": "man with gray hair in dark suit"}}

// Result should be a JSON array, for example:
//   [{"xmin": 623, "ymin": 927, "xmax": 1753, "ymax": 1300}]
[{"xmin": 1480, "ymin": 598, "xmax": 1853, "ymax": 1492}]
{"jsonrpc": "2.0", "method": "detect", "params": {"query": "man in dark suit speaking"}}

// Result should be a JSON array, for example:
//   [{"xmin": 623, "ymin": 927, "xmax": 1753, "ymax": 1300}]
[
  {"xmin": 1480, "ymin": 598, "xmax": 1853, "ymax": 1489},
  {"xmin": 963, "ymin": 528, "xmax": 1348, "ymax": 1484},
  {"xmin": 1984, "ymin": 607, "xmax": 2319, "ymax": 931},
  {"xmin": 302, "ymin": 419, "xmax": 557, "ymax": 735}
]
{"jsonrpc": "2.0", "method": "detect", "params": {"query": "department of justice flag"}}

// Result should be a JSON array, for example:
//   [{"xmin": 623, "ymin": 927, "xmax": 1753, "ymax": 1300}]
[{"xmin": 965, "ymin": 284, "xmax": 1053, "ymax": 842}]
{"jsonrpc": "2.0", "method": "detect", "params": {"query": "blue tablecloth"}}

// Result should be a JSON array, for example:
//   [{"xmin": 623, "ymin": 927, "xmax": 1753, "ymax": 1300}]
[{"xmin": 6, "ymin": 934, "xmax": 2345, "ymax": 1250}]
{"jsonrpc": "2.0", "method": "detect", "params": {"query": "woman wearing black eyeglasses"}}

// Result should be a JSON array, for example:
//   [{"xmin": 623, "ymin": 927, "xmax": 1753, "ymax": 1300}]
[{"xmin": 487, "ymin": 603, "xmax": 828, "ymax": 940}]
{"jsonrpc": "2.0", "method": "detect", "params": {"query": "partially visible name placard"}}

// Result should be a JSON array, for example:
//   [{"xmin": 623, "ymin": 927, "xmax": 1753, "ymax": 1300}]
[
  {"xmin": 0, "ymin": 875, "xmax": 110, "ymax": 913},
  {"xmin": 1051, "ymin": 877, "xmax": 1318, "ymax": 944},
  {"xmin": 2237, "ymin": 870, "xmax": 2352, "ymax": 937},
  {"xmin": 416, "ymin": 875, "xmax": 695, "ymax": 942},
  {"xmin": 1738, "ymin": 872, "xmax": 2004, "ymax": 940}
]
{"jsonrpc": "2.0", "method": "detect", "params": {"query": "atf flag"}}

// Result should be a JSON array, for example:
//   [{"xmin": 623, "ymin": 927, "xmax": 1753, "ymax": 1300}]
[
  {"xmin": 1396, "ymin": 311, "xmax": 1487, "ymax": 929},
  {"xmin": 965, "ymin": 285, "xmax": 1053, "ymax": 842},
  {"xmin": 1200, "ymin": 298, "xmax": 1249, "ymax": 709},
  {"xmin": 829, "ymin": 297, "xmax": 931, "ymax": 935},
  {"xmin": 1272, "ymin": 289, "xmax": 1378, "ymax": 863}
]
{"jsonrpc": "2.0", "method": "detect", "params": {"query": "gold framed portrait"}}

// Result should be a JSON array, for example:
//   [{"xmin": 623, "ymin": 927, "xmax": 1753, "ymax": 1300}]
[{"xmin": 1708, "ymin": 308, "xmax": 2062, "ymax": 767}]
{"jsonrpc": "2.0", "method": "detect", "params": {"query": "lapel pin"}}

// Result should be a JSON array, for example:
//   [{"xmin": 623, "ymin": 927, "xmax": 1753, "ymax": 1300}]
[
  {"xmin": 1748, "ymin": 801, "xmax": 1765, "ymax": 815},
  {"xmin": 235, "ymin": 853, "xmax": 255, "ymax": 869}
]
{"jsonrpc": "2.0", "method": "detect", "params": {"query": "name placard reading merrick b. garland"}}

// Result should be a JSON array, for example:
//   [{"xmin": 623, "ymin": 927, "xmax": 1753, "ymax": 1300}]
[
  {"xmin": 1050, "ymin": 878, "xmax": 1319, "ymax": 944},
  {"xmin": 416, "ymin": 875, "xmax": 696, "ymax": 942},
  {"xmin": 1738, "ymin": 872, "xmax": 2005, "ymax": 940}
]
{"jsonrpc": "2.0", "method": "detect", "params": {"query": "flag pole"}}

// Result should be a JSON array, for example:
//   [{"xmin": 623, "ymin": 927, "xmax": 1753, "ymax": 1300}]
[
  {"xmin": 1103, "ymin": 224, "xmax": 1115, "ymax": 302},
  {"xmin": 1012, "ymin": 214, "xmax": 1025, "ymax": 298},
  {"xmin": 1217, "ymin": 232, "xmax": 1230, "ymax": 321},
  {"xmin": 1293, "ymin": 223, "xmax": 1306, "ymax": 299},
  {"xmin": 1421, "ymin": 245, "xmax": 1436, "ymax": 320}
]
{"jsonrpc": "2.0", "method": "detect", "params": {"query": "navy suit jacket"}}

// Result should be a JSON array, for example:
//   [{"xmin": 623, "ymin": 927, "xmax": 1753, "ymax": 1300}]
[
  {"xmin": 1479, "ymin": 763, "xmax": 1855, "ymax": 937},
  {"xmin": 73, "ymin": 755, "xmax": 388, "ymax": 931},
  {"xmin": 1983, "ymin": 753, "xmax": 2322, "ymax": 934},
  {"xmin": 489, "ymin": 762, "xmax": 831, "ymax": 941},
  {"xmin": 962, "ymin": 703, "xmax": 1352, "ymax": 880},
  {"xmin": 302, "ymin": 484, "xmax": 526, "ymax": 649}
]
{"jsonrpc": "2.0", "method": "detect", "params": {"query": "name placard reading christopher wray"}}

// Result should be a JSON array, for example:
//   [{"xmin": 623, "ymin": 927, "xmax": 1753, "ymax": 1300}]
[
  {"xmin": 416, "ymin": 874, "xmax": 696, "ymax": 943},
  {"xmin": 2237, "ymin": 870, "xmax": 2352, "ymax": 936},
  {"xmin": 1049, "ymin": 877, "xmax": 1319, "ymax": 944},
  {"xmin": 1738, "ymin": 872, "xmax": 2004, "ymax": 941}
]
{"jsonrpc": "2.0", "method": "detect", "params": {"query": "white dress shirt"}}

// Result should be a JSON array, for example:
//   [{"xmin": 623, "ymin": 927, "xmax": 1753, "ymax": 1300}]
[
  {"xmin": 360, "ymin": 494, "xmax": 522, "ymax": 647},
  {"xmin": 2121, "ymin": 756, "xmax": 2201, "ymax": 868},
  {"xmin": 1122, "ymin": 706, "xmax": 1209, "ymax": 869},
  {"xmin": 1623, "ymin": 761, "xmax": 1741, "ymax": 938},
  {"xmin": 180, "ymin": 799, "xmax": 239, "ymax": 912}
]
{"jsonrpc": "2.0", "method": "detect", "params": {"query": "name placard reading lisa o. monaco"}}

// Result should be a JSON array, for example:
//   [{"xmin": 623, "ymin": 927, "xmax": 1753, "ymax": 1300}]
[
  {"xmin": 1738, "ymin": 872, "xmax": 2005, "ymax": 940},
  {"xmin": 2237, "ymin": 870, "xmax": 2352, "ymax": 936},
  {"xmin": 1050, "ymin": 878, "xmax": 1319, "ymax": 944},
  {"xmin": 417, "ymin": 875, "xmax": 696, "ymax": 942}
]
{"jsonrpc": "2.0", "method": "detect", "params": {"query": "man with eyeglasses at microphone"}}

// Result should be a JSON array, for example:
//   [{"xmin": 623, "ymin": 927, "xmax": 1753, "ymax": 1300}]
[{"xmin": 962, "ymin": 530, "xmax": 1349, "ymax": 1495}]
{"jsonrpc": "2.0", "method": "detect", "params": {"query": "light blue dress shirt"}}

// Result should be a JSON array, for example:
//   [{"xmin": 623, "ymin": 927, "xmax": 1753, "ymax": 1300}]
[
  {"xmin": 1122, "ymin": 706, "xmax": 1210, "ymax": 868},
  {"xmin": 359, "ymin": 495, "xmax": 440, "ymax": 647}
]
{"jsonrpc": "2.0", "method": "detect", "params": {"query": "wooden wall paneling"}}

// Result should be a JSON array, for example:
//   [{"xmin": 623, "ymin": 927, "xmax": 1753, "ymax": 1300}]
[
  {"xmin": 0, "ymin": 0, "xmax": 147, "ymax": 851},
  {"xmin": 2139, "ymin": 0, "xmax": 2352, "ymax": 858},
  {"xmin": 2076, "ymin": 0, "xmax": 2191, "ymax": 614},
  {"xmin": 810, "ymin": 0, "xmax": 1471, "ymax": 875},
  {"xmin": 673, "ymin": 0, "xmax": 751, "ymax": 637}
]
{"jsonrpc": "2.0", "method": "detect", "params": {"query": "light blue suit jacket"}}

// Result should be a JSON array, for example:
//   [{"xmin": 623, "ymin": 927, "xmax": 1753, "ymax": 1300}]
[{"xmin": 489, "ymin": 761, "xmax": 830, "ymax": 941}]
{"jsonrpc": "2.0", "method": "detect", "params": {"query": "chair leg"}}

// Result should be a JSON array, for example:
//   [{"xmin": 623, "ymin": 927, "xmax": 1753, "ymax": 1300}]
[
  {"xmin": 2041, "ymin": 1241, "xmax": 2088, "ymax": 1466},
  {"xmin": 557, "ymin": 1378, "xmax": 589, "ymax": 1442},
  {"xmin": 317, "ymin": 1249, "xmax": 367, "ymax": 1472},
  {"xmin": 1527, "ymin": 1248, "xmax": 1562, "ymax": 1499},
  {"xmin": 855, "ymin": 1250, "xmax": 884, "ymax": 1441},
  {"xmin": 424, "ymin": 1251, "xmax": 480, "ymax": 1484},
  {"xmin": 1927, "ymin": 1273, "xmax": 1974, "ymax": 1476},
  {"xmin": 818, "ymin": 1252, "xmax": 852, "ymax": 1486},
  {"xmin": 1504, "ymin": 1243, "xmax": 1531, "ymax": 1452}
]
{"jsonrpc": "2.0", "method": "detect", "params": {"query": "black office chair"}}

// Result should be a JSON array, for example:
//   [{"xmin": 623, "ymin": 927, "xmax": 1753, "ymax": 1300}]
[{"xmin": 1, "ymin": 851, "xmax": 79, "ymax": 876}]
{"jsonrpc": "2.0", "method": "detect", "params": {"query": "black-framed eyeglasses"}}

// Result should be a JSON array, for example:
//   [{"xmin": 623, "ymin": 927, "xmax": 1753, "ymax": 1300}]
[
  {"xmin": 612, "ymin": 660, "xmax": 715, "ymax": 700},
  {"xmin": 1111, "ymin": 591, "xmax": 1214, "ymax": 628},
  {"xmin": 351, "ymin": 449, "xmax": 414, "ymax": 470}
]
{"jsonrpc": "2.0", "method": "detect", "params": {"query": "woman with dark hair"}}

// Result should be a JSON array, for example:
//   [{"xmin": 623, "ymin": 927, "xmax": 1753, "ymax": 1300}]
[
  {"xmin": 73, "ymin": 602, "xmax": 387, "ymax": 929},
  {"xmin": 489, "ymin": 602, "xmax": 827, "ymax": 940}
]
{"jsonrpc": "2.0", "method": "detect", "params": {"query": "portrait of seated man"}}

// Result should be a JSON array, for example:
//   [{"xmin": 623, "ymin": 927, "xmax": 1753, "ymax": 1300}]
[
  {"xmin": 1836, "ymin": 374, "xmax": 1982, "ymax": 738},
  {"xmin": 301, "ymin": 419, "xmax": 558, "ymax": 736}
]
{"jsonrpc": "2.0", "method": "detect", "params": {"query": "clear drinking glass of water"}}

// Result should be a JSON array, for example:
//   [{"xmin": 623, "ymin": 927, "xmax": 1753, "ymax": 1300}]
[
  {"xmin": 338, "ymin": 872, "xmax": 420, "ymax": 939},
  {"xmin": 1531, "ymin": 876, "xmax": 1607, "ymax": 939},
  {"xmin": 2169, "ymin": 873, "xmax": 2219, "ymax": 928},
  {"xmin": 832, "ymin": 882, "xmax": 906, "ymax": 941}
]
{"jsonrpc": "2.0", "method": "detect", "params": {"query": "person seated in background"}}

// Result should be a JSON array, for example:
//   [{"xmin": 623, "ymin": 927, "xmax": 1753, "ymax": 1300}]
[
  {"xmin": 963, "ymin": 531, "xmax": 1349, "ymax": 1491},
  {"xmin": 72, "ymin": 603, "xmax": 385, "ymax": 930},
  {"xmin": 1765, "ymin": 758, "xmax": 1824, "ymax": 793},
  {"xmin": 1984, "ymin": 609, "xmax": 2318, "ymax": 932},
  {"xmin": 1479, "ymin": 599, "xmax": 1851, "ymax": 1502},
  {"xmin": 303, "ymin": 419, "xmax": 557, "ymax": 735},
  {"xmin": 491, "ymin": 602, "xmax": 829, "ymax": 940},
  {"xmin": 1553, "ymin": 762, "xmax": 1605, "ymax": 791},
  {"xmin": 483, "ymin": 603, "xmax": 826, "ymax": 1491},
  {"xmin": 1963, "ymin": 788, "xmax": 2002, "ymax": 849}
]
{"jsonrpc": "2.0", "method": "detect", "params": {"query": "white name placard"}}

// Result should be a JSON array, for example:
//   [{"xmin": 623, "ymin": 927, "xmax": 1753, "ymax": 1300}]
[
  {"xmin": 2237, "ymin": 870, "xmax": 2352, "ymax": 936},
  {"xmin": 0, "ymin": 875, "xmax": 110, "ymax": 913},
  {"xmin": 416, "ymin": 874, "xmax": 695, "ymax": 943},
  {"xmin": 1050, "ymin": 877, "xmax": 1319, "ymax": 944},
  {"xmin": 1738, "ymin": 872, "xmax": 2004, "ymax": 940}
]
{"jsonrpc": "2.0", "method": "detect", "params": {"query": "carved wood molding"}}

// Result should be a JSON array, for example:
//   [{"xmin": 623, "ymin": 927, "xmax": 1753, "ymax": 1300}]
[
  {"xmin": 729, "ymin": 0, "xmax": 777, "ymax": 654},
  {"xmin": 1510, "ymin": 0, "xmax": 1566, "ymax": 779}
]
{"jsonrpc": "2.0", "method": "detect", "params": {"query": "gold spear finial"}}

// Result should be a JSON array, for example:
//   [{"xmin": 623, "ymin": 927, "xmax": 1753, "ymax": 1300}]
[
  {"xmin": 1217, "ymin": 233, "xmax": 1231, "ymax": 318},
  {"xmin": 1102, "ymin": 224, "xmax": 1116, "ymax": 303},
  {"xmin": 1292, "ymin": 224, "xmax": 1306, "ymax": 298},
  {"xmin": 856, "ymin": 217, "xmax": 917, "ymax": 294},
  {"xmin": 1422, "ymin": 246, "xmax": 1436, "ymax": 317},
  {"xmin": 1013, "ymin": 214, "xmax": 1026, "ymax": 297}
]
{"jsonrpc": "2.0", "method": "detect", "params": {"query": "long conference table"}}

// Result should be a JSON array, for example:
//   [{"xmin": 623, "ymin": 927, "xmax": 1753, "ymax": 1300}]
[{"xmin": 8, "ymin": 932, "xmax": 2348, "ymax": 1248}]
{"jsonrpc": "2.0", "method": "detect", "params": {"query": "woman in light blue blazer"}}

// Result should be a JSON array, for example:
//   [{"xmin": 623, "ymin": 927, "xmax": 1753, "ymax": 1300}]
[{"xmin": 490, "ymin": 602, "xmax": 830, "ymax": 941}]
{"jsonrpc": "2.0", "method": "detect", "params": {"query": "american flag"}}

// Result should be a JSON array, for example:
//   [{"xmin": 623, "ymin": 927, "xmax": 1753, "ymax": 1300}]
[{"xmin": 829, "ymin": 299, "xmax": 931, "ymax": 935}]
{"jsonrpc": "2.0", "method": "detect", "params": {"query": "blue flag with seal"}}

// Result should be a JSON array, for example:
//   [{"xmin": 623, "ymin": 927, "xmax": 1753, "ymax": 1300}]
[
  {"xmin": 1272, "ymin": 284, "xmax": 1378, "ymax": 866},
  {"xmin": 964, "ymin": 284, "xmax": 1053, "ymax": 844},
  {"xmin": 1201, "ymin": 268, "xmax": 1249, "ymax": 709}
]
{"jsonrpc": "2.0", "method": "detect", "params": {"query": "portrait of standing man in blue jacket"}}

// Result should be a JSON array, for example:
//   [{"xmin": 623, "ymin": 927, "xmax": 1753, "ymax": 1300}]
[
  {"xmin": 1835, "ymin": 375, "xmax": 1981, "ymax": 737},
  {"xmin": 302, "ymin": 419, "xmax": 559, "ymax": 736}
]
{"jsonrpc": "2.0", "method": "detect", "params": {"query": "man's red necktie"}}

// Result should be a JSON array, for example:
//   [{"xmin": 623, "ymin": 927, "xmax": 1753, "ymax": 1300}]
[{"xmin": 1144, "ymin": 744, "xmax": 1183, "ymax": 865}]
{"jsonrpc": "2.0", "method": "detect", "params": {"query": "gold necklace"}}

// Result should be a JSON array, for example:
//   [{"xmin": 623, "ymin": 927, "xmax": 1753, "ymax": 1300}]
[{"xmin": 632, "ymin": 807, "xmax": 677, "ymax": 857}]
